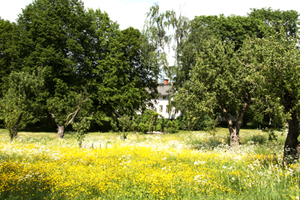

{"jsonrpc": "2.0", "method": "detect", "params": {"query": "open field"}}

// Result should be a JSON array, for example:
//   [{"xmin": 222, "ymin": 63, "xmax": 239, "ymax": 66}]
[{"xmin": 0, "ymin": 128, "xmax": 299, "ymax": 199}]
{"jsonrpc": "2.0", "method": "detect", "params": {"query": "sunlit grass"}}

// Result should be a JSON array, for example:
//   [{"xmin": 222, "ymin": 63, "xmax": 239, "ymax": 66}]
[{"xmin": 0, "ymin": 128, "xmax": 298, "ymax": 199}]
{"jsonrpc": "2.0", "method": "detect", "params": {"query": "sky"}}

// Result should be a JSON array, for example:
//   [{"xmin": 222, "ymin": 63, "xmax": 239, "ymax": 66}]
[{"xmin": 1, "ymin": 0, "xmax": 300, "ymax": 30}]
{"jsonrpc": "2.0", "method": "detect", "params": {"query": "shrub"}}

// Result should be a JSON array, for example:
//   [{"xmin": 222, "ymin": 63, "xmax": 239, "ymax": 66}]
[
  {"xmin": 71, "ymin": 118, "xmax": 91, "ymax": 148},
  {"xmin": 110, "ymin": 115, "xmax": 137, "ymax": 140},
  {"xmin": 249, "ymin": 134, "xmax": 267, "ymax": 145},
  {"xmin": 136, "ymin": 110, "xmax": 161, "ymax": 133},
  {"xmin": 166, "ymin": 120, "xmax": 179, "ymax": 133},
  {"xmin": 137, "ymin": 123, "xmax": 148, "ymax": 134}
]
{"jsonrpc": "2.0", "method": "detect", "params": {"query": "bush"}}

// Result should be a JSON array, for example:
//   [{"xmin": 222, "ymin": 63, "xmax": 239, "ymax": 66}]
[
  {"xmin": 176, "ymin": 115, "xmax": 188, "ymax": 130},
  {"xmin": 136, "ymin": 110, "xmax": 161, "ymax": 133},
  {"xmin": 138, "ymin": 123, "xmax": 148, "ymax": 134},
  {"xmin": 110, "ymin": 115, "xmax": 137, "ymax": 140},
  {"xmin": 249, "ymin": 134, "xmax": 267, "ymax": 145},
  {"xmin": 71, "ymin": 118, "xmax": 91, "ymax": 148},
  {"xmin": 166, "ymin": 120, "xmax": 179, "ymax": 133}
]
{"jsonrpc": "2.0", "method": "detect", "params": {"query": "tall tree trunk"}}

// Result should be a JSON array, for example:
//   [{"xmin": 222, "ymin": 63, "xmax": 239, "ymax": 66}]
[
  {"xmin": 57, "ymin": 125, "xmax": 65, "ymax": 138},
  {"xmin": 283, "ymin": 110, "xmax": 300, "ymax": 165}
]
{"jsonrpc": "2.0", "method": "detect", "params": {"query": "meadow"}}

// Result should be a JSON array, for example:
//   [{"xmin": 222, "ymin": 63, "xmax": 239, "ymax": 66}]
[{"xmin": 0, "ymin": 128, "xmax": 300, "ymax": 199}]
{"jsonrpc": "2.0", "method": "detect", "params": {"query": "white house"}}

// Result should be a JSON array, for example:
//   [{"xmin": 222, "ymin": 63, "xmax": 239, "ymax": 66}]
[{"xmin": 152, "ymin": 79, "xmax": 181, "ymax": 119}]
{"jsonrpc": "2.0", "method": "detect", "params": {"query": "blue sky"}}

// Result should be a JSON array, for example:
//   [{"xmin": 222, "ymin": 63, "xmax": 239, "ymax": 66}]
[{"xmin": 1, "ymin": 0, "xmax": 300, "ymax": 30}]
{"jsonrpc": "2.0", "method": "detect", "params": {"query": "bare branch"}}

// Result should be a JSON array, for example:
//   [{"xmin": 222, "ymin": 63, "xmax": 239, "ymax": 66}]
[{"xmin": 65, "ymin": 107, "xmax": 80, "ymax": 127}]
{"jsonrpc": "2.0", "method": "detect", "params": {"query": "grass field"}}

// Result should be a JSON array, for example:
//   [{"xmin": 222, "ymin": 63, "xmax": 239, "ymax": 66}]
[{"xmin": 0, "ymin": 128, "xmax": 299, "ymax": 199}]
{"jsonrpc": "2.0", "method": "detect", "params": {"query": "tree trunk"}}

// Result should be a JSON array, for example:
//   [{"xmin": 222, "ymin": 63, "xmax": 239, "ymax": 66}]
[
  {"xmin": 9, "ymin": 129, "xmax": 18, "ymax": 142},
  {"xmin": 222, "ymin": 108, "xmax": 239, "ymax": 146},
  {"xmin": 230, "ymin": 128, "xmax": 239, "ymax": 146},
  {"xmin": 57, "ymin": 125, "xmax": 65, "ymax": 138},
  {"xmin": 9, "ymin": 114, "xmax": 22, "ymax": 142},
  {"xmin": 283, "ymin": 110, "xmax": 300, "ymax": 165}
]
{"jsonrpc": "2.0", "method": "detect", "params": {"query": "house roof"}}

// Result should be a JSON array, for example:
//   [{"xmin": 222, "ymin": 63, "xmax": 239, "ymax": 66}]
[{"xmin": 157, "ymin": 85, "xmax": 172, "ymax": 96}]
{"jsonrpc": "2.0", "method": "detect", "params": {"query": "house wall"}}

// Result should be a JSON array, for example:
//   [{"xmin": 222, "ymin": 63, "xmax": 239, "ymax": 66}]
[{"xmin": 152, "ymin": 97, "xmax": 181, "ymax": 119}]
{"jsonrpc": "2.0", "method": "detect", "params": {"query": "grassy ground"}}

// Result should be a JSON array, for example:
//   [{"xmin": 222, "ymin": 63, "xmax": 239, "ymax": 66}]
[{"xmin": 0, "ymin": 128, "xmax": 297, "ymax": 200}]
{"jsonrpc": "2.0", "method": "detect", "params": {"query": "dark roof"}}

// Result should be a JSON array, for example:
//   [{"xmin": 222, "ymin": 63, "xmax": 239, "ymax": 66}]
[{"xmin": 157, "ymin": 85, "xmax": 172, "ymax": 96}]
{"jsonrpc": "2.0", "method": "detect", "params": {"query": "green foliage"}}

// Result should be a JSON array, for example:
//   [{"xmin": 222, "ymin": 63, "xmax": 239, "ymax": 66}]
[
  {"xmin": 0, "ymin": 69, "xmax": 44, "ymax": 141},
  {"xmin": 165, "ymin": 120, "xmax": 179, "ymax": 133},
  {"xmin": 0, "ymin": 19, "xmax": 15, "ymax": 93},
  {"xmin": 175, "ymin": 35, "xmax": 253, "ymax": 146},
  {"xmin": 110, "ymin": 115, "xmax": 137, "ymax": 140},
  {"xmin": 137, "ymin": 123, "xmax": 148, "ymax": 134},
  {"xmin": 72, "ymin": 118, "xmax": 91, "ymax": 148},
  {"xmin": 248, "ymin": 8, "xmax": 300, "ymax": 38},
  {"xmin": 241, "ymin": 26, "xmax": 300, "ymax": 162},
  {"xmin": 136, "ymin": 110, "xmax": 161, "ymax": 133},
  {"xmin": 89, "ymin": 12, "xmax": 159, "ymax": 122}
]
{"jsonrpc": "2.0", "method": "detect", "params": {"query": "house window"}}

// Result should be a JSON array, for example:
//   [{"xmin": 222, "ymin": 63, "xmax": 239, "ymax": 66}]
[
  {"xmin": 163, "ymin": 96, "xmax": 167, "ymax": 100},
  {"xmin": 159, "ymin": 105, "xmax": 163, "ymax": 112}
]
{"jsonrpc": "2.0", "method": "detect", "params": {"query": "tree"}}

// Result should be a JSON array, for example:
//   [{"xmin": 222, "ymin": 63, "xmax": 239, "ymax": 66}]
[
  {"xmin": 241, "ymin": 28, "xmax": 300, "ymax": 164},
  {"xmin": 248, "ymin": 8, "xmax": 300, "ymax": 38},
  {"xmin": 0, "ymin": 69, "xmax": 44, "ymax": 142},
  {"xmin": 0, "ymin": 18, "xmax": 15, "ymax": 95},
  {"xmin": 144, "ymin": 4, "xmax": 176, "ymax": 85},
  {"xmin": 178, "ymin": 15, "xmax": 264, "ymax": 87},
  {"xmin": 144, "ymin": 4, "xmax": 189, "ymax": 119},
  {"xmin": 89, "ymin": 10, "xmax": 159, "ymax": 123},
  {"xmin": 175, "ymin": 36, "xmax": 254, "ymax": 146},
  {"xmin": 15, "ymin": 0, "xmax": 94, "ymax": 138}
]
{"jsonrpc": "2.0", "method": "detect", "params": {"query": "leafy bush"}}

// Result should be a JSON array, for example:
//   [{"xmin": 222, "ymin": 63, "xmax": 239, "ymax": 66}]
[
  {"xmin": 176, "ymin": 115, "xmax": 188, "ymax": 130},
  {"xmin": 71, "ymin": 118, "xmax": 91, "ymax": 148},
  {"xmin": 248, "ymin": 134, "xmax": 267, "ymax": 145},
  {"xmin": 138, "ymin": 123, "xmax": 148, "ymax": 134},
  {"xmin": 166, "ymin": 120, "xmax": 179, "ymax": 133},
  {"xmin": 110, "ymin": 115, "xmax": 137, "ymax": 140},
  {"xmin": 136, "ymin": 110, "xmax": 161, "ymax": 133}
]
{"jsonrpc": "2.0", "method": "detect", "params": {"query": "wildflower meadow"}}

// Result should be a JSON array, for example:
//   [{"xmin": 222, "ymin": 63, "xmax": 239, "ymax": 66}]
[{"xmin": 0, "ymin": 129, "xmax": 300, "ymax": 199}]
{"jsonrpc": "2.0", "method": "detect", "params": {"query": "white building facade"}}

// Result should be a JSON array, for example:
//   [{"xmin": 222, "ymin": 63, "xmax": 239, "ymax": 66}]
[{"xmin": 152, "ymin": 79, "xmax": 181, "ymax": 119}]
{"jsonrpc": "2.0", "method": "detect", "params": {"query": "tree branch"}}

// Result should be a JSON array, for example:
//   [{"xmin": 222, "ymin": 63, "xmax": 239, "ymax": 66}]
[{"xmin": 65, "ymin": 107, "xmax": 80, "ymax": 127}]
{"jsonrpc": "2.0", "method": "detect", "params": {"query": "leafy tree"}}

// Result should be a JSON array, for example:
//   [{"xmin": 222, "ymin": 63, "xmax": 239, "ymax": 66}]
[
  {"xmin": 178, "ymin": 14, "xmax": 264, "ymax": 87},
  {"xmin": 248, "ymin": 8, "xmax": 300, "ymax": 38},
  {"xmin": 145, "ymin": 4, "xmax": 189, "ymax": 119},
  {"xmin": 136, "ymin": 109, "xmax": 161, "ymax": 134},
  {"xmin": 0, "ymin": 69, "xmax": 44, "ymax": 141},
  {"xmin": 0, "ymin": 18, "xmax": 15, "ymax": 94},
  {"xmin": 144, "ymin": 4, "xmax": 176, "ymax": 84},
  {"xmin": 15, "ymin": 0, "xmax": 94, "ymax": 137},
  {"xmin": 241, "ymin": 28, "xmax": 300, "ymax": 164},
  {"xmin": 89, "ymin": 11, "xmax": 159, "ymax": 123},
  {"xmin": 175, "ymin": 36, "xmax": 254, "ymax": 146}
]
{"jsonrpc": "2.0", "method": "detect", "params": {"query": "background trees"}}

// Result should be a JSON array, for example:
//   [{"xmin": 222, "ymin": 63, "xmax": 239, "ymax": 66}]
[{"xmin": 0, "ymin": 0, "xmax": 159, "ymax": 138}]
